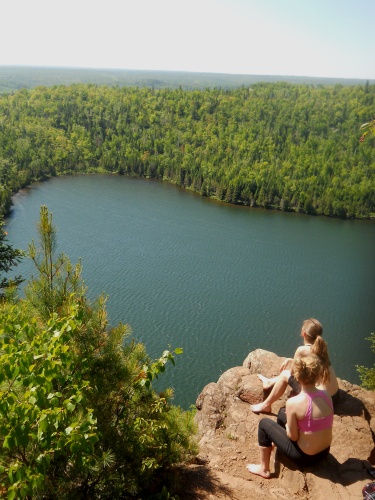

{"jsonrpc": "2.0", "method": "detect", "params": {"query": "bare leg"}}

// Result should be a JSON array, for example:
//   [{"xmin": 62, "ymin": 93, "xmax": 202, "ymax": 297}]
[
  {"xmin": 257, "ymin": 374, "xmax": 278, "ymax": 391},
  {"xmin": 251, "ymin": 371, "xmax": 289, "ymax": 413},
  {"xmin": 246, "ymin": 446, "xmax": 272, "ymax": 478}
]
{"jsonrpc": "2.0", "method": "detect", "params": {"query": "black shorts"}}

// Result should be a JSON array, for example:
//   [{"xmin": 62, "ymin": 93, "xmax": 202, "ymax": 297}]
[
  {"xmin": 258, "ymin": 417, "xmax": 330, "ymax": 468},
  {"xmin": 288, "ymin": 375, "xmax": 301, "ymax": 394}
]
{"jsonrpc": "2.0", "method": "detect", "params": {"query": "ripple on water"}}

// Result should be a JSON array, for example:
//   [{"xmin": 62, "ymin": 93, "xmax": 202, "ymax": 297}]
[{"xmin": 6, "ymin": 175, "xmax": 375, "ymax": 408}]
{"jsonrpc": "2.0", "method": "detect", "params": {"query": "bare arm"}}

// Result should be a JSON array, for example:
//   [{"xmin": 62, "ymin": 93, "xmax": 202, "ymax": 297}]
[
  {"xmin": 285, "ymin": 400, "xmax": 299, "ymax": 441},
  {"xmin": 279, "ymin": 357, "xmax": 293, "ymax": 372}
]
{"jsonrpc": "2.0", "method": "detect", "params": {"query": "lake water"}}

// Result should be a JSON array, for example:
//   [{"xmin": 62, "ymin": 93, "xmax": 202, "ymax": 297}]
[{"xmin": 6, "ymin": 174, "xmax": 375, "ymax": 408}]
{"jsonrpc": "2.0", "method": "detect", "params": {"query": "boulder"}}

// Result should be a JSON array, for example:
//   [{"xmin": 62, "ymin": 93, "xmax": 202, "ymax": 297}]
[{"xmin": 188, "ymin": 349, "xmax": 375, "ymax": 500}]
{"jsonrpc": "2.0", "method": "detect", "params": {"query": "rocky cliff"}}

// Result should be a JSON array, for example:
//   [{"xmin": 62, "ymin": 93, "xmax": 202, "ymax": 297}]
[{"xmin": 178, "ymin": 349, "xmax": 375, "ymax": 499}]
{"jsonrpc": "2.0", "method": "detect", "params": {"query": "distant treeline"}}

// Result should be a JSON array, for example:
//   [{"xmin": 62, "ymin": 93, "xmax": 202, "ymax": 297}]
[
  {"xmin": 0, "ymin": 66, "xmax": 374, "ymax": 93},
  {"xmin": 0, "ymin": 82, "xmax": 374, "ymax": 218}
]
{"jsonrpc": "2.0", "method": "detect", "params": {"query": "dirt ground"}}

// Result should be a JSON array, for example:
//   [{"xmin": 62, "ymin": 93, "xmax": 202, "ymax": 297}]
[{"xmin": 175, "ymin": 447, "xmax": 300, "ymax": 500}]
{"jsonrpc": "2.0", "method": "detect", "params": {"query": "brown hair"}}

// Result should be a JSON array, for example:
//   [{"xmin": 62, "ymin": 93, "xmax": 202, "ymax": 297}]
[
  {"xmin": 302, "ymin": 318, "xmax": 323, "ymax": 342},
  {"xmin": 302, "ymin": 318, "xmax": 331, "ymax": 384},
  {"xmin": 310, "ymin": 336, "xmax": 331, "ymax": 384},
  {"xmin": 294, "ymin": 355, "xmax": 322, "ymax": 386}
]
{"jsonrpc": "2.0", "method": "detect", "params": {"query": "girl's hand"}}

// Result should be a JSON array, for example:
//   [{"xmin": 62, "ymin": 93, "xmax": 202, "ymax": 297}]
[{"xmin": 280, "ymin": 358, "xmax": 293, "ymax": 371}]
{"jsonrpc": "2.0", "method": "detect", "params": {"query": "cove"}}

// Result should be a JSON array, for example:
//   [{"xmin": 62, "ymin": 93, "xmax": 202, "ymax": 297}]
[{"xmin": 6, "ymin": 174, "xmax": 375, "ymax": 409}]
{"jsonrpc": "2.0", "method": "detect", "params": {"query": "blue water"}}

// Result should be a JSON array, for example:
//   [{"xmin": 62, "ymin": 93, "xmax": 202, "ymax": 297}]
[{"xmin": 6, "ymin": 175, "xmax": 375, "ymax": 408}]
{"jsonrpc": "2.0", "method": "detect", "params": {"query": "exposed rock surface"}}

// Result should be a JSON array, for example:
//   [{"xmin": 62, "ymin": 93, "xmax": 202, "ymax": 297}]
[{"xmin": 178, "ymin": 349, "xmax": 375, "ymax": 499}]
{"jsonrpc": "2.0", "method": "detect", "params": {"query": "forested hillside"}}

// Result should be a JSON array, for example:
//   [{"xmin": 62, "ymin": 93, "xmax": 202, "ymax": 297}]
[{"xmin": 0, "ymin": 82, "xmax": 374, "ymax": 218}]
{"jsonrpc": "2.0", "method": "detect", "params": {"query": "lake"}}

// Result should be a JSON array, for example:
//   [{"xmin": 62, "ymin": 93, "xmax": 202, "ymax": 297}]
[{"xmin": 6, "ymin": 174, "xmax": 375, "ymax": 408}]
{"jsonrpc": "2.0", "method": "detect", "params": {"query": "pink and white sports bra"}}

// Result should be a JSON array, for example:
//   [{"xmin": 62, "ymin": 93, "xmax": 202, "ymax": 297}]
[{"xmin": 298, "ymin": 390, "xmax": 333, "ymax": 433}]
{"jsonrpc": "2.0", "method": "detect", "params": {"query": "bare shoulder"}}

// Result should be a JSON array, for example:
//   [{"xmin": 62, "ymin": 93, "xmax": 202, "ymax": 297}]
[
  {"xmin": 287, "ymin": 393, "xmax": 307, "ymax": 419},
  {"xmin": 286, "ymin": 393, "xmax": 304, "ymax": 410},
  {"xmin": 294, "ymin": 345, "xmax": 311, "ymax": 358}
]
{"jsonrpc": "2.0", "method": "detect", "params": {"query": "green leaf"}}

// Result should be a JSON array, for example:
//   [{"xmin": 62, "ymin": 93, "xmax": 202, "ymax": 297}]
[
  {"xmin": 7, "ymin": 489, "xmax": 16, "ymax": 500},
  {"xmin": 3, "ymin": 434, "xmax": 15, "ymax": 450},
  {"xmin": 38, "ymin": 418, "xmax": 49, "ymax": 432},
  {"xmin": 16, "ymin": 430, "xmax": 29, "ymax": 448},
  {"xmin": 4, "ymin": 364, "xmax": 12, "ymax": 379}
]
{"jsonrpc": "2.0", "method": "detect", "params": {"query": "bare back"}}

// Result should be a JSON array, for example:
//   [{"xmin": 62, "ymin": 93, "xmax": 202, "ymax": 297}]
[
  {"xmin": 294, "ymin": 345, "xmax": 312, "ymax": 359},
  {"xmin": 287, "ymin": 390, "xmax": 333, "ymax": 455}
]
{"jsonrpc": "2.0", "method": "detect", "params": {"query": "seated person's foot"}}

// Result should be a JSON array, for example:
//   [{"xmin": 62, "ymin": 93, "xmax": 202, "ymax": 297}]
[
  {"xmin": 246, "ymin": 464, "xmax": 271, "ymax": 479},
  {"xmin": 257, "ymin": 374, "xmax": 274, "ymax": 390},
  {"xmin": 251, "ymin": 401, "xmax": 272, "ymax": 414}
]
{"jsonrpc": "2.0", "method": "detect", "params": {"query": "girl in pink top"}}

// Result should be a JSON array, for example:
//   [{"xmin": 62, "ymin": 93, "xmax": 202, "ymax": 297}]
[{"xmin": 247, "ymin": 355, "xmax": 333, "ymax": 479}]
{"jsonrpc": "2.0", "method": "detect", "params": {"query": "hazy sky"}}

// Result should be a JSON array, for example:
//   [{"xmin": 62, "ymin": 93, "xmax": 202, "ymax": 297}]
[{"xmin": 1, "ymin": 0, "xmax": 374, "ymax": 79}]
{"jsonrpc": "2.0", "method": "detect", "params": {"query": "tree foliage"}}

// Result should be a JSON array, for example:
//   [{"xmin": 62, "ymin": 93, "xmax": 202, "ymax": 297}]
[
  {"xmin": 0, "ymin": 217, "xmax": 23, "ymax": 297},
  {"xmin": 25, "ymin": 206, "xmax": 83, "ymax": 319},
  {"xmin": 0, "ymin": 303, "xmax": 99, "ymax": 499},
  {"xmin": 0, "ymin": 82, "xmax": 374, "ymax": 219},
  {"xmin": 360, "ymin": 118, "xmax": 375, "ymax": 142},
  {"xmin": 0, "ymin": 207, "xmax": 197, "ymax": 498},
  {"xmin": 357, "ymin": 333, "xmax": 375, "ymax": 390}
]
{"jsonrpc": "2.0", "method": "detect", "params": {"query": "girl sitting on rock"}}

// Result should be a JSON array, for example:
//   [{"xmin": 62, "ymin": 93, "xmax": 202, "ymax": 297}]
[
  {"xmin": 251, "ymin": 318, "xmax": 339, "ymax": 414},
  {"xmin": 247, "ymin": 355, "xmax": 333, "ymax": 478}
]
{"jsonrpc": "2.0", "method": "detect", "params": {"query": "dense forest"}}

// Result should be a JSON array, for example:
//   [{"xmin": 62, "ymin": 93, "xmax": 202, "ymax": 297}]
[{"xmin": 0, "ymin": 81, "xmax": 374, "ymax": 219}]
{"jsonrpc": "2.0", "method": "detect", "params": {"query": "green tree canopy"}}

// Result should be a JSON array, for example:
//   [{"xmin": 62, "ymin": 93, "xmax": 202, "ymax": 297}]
[
  {"xmin": 0, "ymin": 82, "xmax": 374, "ymax": 219},
  {"xmin": 0, "ymin": 206, "xmax": 197, "ymax": 498}
]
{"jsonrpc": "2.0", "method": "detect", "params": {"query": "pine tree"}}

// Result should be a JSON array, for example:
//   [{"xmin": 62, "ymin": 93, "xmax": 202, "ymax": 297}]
[
  {"xmin": 0, "ymin": 216, "xmax": 23, "ymax": 297},
  {"xmin": 3, "ymin": 205, "xmax": 198, "ymax": 498}
]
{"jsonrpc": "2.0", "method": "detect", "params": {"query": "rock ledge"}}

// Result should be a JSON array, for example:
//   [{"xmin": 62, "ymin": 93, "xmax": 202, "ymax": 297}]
[{"xmin": 182, "ymin": 349, "xmax": 375, "ymax": 499}]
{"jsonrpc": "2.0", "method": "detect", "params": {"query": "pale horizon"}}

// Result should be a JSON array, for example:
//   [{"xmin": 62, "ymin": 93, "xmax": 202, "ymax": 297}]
[
  {"xmin": 1, "ymin": 0, "xmax": 374, "ymax": 80},
  {"xmin": 2, "ymin": 64, "xmax": 373, "ymax": 82}
]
